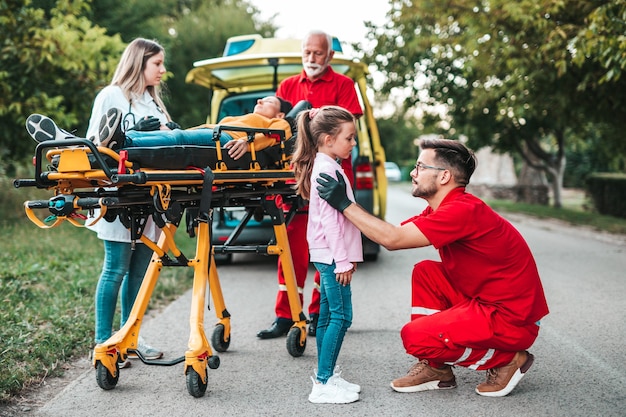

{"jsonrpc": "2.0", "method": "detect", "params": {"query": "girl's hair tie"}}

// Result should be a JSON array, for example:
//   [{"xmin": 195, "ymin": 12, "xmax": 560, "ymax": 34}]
[{"xmin": 309, "ymin": 108, "xmax": 319, "ymax": 119}]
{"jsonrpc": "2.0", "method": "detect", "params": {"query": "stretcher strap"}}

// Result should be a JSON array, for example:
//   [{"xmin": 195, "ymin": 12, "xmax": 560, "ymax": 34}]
[{"xmin": 198, "ymin": 168, "xmax": 215, "ymax": 223}]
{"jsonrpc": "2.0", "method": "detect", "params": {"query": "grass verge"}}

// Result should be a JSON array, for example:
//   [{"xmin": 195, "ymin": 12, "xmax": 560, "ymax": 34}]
[
  {"xmin": 1, "ymin": 175, "xmax": 197, "ymax": 402},
  {"xmin": 487, "ymin": 199, "xmax": 626, "ymax": 235}
]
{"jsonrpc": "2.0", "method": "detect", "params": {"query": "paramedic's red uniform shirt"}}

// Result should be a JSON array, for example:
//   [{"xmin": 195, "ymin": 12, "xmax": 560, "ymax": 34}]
[{"xmin": 402, "ymin": 187, "xmax": 549, "ymax": 326}]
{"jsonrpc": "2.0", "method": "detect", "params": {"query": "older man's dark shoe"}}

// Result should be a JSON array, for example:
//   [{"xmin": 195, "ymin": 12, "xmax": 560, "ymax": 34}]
[{"xmin": 257, "ymin": 318, "xmax": 293, "ymax": 339}]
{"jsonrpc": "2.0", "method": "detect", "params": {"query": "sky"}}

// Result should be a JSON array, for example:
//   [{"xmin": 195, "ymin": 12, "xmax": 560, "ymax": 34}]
[{"xmin": 248, "ymin": 0, "xmax": 390, "ymax": 48}]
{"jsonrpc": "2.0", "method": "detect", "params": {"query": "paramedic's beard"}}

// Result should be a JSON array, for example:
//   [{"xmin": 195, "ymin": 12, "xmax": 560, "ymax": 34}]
[{"xmin": 411, "ymin": 178, "xmax": 437, "ymax": 199}]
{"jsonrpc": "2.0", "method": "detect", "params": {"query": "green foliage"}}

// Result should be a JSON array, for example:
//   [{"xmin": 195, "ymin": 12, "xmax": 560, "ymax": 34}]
[
  {"xmin": 563, "ymin": 123, "xmax": 626, "ymax": 187},
  {"xmin": 488, "ymin": 198, "xmax": 626, "ymax": 235},
  {"xmin": 159, "ymin": 1, "xmax": 266, "ymax": 127},
  {"xmin": 586, "ymin": 173, "xmax": 626, "ymax": 218},
  {"xmin": 1, "ymin": 170, "xmax": 197, "ymax": 401},
  {"xmin": 0, "ymin": 0, "xmax": 273, "ymax": 168},
  {"xmin": 1, "ymin": 161, "xmax": 49, "ymax": 222},
  {"xmin": 0, "ymin": 0, "xmax": 125, "ymax": 170},
  {"xmin": 572, "ymin": 0, "xmax": 626, "ymax": 85},
  {"xmin": 363, "ymin": 0, "xmax": 626, "ymax": 207},
  {"xmin": 87, "ymin": 0, "xmax": 272, "ymax": 127},
  {"xmin": 0, "ymin": 221, "xmax": 101, "ymax": 401},
  {"xmin": 376, "ymin": 115, "xmax": 420, "ymax": 167},
  {"xmin": 88, "ymin": 0, "xmax": 174, "ymax": 40}
]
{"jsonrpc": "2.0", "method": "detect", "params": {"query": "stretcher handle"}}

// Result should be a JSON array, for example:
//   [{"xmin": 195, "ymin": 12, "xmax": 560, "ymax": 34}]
[
  {"xmin": 110, "ymin": 172, "xmax": 147, "ymax": 184},
  {"xmin": 26, "ymin": 196, "xmax": 103, "ymax": 211},
  {"xmin": 24, "ymin": 202, "xmax": 64, "ymax": 229},
  {"xmin": 26, "ymin": 200, "xmax": 50, "ymax": 209},
  {"xmin": 13, "ymin": 178, "xmax": 38, "ymax": 188},
  {"xmin": 34, "ymin": 139, "xmax": 116, "ymax": 187},
  {"xmin": 75, "ymin": 197, "xmax": 104, "ymax": 209},
  {"xmin": 24, "ymin": 196, "xmax": 107, "ymax": 229}
]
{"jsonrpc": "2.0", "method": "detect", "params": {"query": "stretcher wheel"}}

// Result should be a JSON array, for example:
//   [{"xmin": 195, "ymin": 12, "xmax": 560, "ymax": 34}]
[
  {"xmin": 95, "ymin": 361, "xmax": 119, "ymax": 390},
  {"xmin": 286, "ymin": 327, "xmax": 306, "ymax": 357},
  {"xmin": 186, "ymin": 367, "xmax": 208, "ymax": 398},
  {"xmin": 208, "ymin": 355, "xmax": 220, "ymax": 369},
  {"xmin": 211, "ymin": 324, "xmax": 230, "ymax": 352}
]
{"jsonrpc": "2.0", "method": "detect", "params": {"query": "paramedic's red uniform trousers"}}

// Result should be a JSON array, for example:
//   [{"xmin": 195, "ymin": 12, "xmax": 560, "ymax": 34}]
[
  {"xmin": 274, "ymin": 158, "xmax": 353, "ymax": 319},
  {"xmin": 275, "ymin": 211, "xmax": 320, "ymax": 319},
  {"xmin": 402, "ymin": 260, "xmax": 540, "ymax": 370}
]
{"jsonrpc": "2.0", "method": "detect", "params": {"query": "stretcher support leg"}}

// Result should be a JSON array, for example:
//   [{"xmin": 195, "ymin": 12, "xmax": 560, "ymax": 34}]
[
  {"xmin": 93, "ymin": 226, "xmax": 172, "ymax": 378},
  {"xmin": 184, "ymin": 219, "xmax": 215, "ymax": 388}
]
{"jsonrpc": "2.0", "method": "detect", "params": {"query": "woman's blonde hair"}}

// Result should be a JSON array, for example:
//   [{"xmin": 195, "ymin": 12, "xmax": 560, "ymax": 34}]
[
  {"xmin": 291, "ymin": 105, "xmax": 355, "ymax": 199},
  {"xmin": 111, "ymin": 38, "xmax": 171, "ymax": 120}
]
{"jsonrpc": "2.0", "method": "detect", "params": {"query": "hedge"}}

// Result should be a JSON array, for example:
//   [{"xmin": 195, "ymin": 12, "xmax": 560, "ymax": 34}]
[{"xmin": 585, "ymin": 173, "xmax": 626, "ymax": 218}]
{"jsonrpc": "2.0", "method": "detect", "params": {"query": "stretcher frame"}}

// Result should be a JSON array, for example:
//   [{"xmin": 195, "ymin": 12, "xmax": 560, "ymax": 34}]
[{"xmin": 14, "ymin": 128, "xmax": 307, "ymax": 398}]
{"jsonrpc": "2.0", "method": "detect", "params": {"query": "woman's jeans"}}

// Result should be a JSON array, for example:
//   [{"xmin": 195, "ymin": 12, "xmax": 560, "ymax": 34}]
[
  {"xmin": 125, "ymin": 128, "xmax": 233, "ymax": 147},
  {"xmin": 313, "ymin": 262, "xmax": 353, "ymax": 384},
  {"xmin": 94, "ymin": 241, "xmax": 153, "ymax": 344}
]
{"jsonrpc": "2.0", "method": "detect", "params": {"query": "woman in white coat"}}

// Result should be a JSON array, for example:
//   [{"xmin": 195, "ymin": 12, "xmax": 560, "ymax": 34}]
[{"xmin": 86, "ymin": 38, "xmax": 176, "ymax": 365}]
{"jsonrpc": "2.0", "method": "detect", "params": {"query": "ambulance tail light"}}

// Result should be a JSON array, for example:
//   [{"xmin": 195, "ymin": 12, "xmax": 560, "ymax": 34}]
[{"xmin": 355, "ymin": 162, "xmax": 374, "ymax": 190}]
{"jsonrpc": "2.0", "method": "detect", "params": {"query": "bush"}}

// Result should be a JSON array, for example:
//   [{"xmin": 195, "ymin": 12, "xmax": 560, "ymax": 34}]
[{"xmin": 586, "ymin": 173, "xmax": 626, "ymax": 218}]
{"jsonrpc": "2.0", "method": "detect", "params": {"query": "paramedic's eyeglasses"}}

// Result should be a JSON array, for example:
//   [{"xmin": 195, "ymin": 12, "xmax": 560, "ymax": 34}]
[{"xmin": 414, "ymin": 162, "xmax": 447, "ymax": 171}]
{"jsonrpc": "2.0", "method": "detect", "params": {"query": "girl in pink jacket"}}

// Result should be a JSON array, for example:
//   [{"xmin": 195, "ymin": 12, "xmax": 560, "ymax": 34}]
[{"xmin": 291, "ymin": 106, "xmax": 363, "ymax": 404}]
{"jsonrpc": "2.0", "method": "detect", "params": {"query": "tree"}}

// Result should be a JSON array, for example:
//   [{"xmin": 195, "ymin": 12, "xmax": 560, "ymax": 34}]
[
  {"xmin": 88, "ymin": 0, "xmax": 273, "ymax": 127},
  {"xmin": 156, "ymin": 1, "xmax": 270, "ymax": 127},
  {"xmin": 364, "ymin": 0, "xmax": 626, "ymax": 207},
  {"xmin": 569, "ymin": 0, "xmax": 626, "ymax": 166},
  {"xmin": 0, "ymin": 0, "xmax": 124, "ymax": 169},
  {"xmin": 377, "ymin": 114, "xmax": 421, "ymax": 167},
  {"xmin": 0, "ymin": 0, "xmax": 274, "ymax": 168}
]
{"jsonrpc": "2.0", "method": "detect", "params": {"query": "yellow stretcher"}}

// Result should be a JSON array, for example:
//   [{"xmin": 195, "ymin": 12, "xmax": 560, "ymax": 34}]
[{"xmin": 14, "ymin": 127, "xmax": 307, "ymax": 398}]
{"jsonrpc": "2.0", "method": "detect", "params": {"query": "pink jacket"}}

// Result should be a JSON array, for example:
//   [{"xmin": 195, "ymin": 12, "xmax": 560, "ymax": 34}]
[{"xmin": 307, "ymin": 153, "xmax": 363, "ymax": 273}]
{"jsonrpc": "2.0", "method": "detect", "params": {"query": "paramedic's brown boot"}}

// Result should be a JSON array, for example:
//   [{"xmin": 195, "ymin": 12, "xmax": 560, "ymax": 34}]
[
  {"xmin": 256, "ymin": 318, "xmax": 293, "ymax": 339},
  {"xmin": 390, "ymin": 360, "xmax": 456, "ymax": 392},
  {"xmin": 475, "ymin": 351, "xmax": 534, "ymax": 397}
]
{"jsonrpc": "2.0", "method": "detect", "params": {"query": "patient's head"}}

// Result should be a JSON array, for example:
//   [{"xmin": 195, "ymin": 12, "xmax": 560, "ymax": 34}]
[{"xmin": 254, "ymin": 96, "xmax": 293, "ymax": 119}]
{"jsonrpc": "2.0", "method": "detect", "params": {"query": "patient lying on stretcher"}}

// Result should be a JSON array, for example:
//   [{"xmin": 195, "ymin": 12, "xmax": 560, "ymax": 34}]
[{"xmin": 26, "ymin": 96, "xmax": 294, "ymax": 163}]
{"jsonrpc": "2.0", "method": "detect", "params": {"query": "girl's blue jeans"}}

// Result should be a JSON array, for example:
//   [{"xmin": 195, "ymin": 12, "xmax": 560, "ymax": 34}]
[
  {"xmin": 125, "ymin": 128, "xmax": 233, "ymax": 147},
  {"xmin": 313, "ymin": 262, "xmax": 353, "ymax": 384},
  {"xmin": 94, "ymin": 241, "xmax": 153, "ymax": 344}
]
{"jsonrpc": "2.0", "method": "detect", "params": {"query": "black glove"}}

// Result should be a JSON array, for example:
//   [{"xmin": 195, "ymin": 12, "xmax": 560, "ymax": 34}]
[
  {"xmin": 316, "ymin": 170, "xmax": 352, "ymax": 212},
  {"xmin": 129, "ymin": 115, "xmax": 161, "ymax": 131},
  {"xmin": 165, "ymin": 121, "xmax": 181, "ymax": 130}
]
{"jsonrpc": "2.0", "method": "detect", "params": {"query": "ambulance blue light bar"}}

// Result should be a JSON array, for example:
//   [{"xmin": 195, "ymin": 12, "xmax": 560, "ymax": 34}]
[{"xmin": 223, "ymin": 34, "xmax": 343, "ymax": 57}]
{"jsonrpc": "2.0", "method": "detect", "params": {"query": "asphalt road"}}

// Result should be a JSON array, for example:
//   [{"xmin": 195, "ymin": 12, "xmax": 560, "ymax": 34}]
[{"xmin": 26, "ymin": 183, "xmax": 626, "ymax": 416}]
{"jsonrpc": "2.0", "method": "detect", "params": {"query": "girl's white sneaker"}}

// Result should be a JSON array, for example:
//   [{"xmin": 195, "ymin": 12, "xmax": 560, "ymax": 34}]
[
  {"xmin": 308, "ymin": 376, "xmax": 359, "ymax": 404},
  {"xmin": 328, "ymin": 371, "xmax": 361, "ymax": 393}
]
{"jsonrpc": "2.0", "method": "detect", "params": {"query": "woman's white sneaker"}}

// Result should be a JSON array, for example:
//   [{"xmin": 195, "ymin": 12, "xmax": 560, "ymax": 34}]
[{"xmin": 128, "ymin": 336, "xmax": 163, "ymax": 360}]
